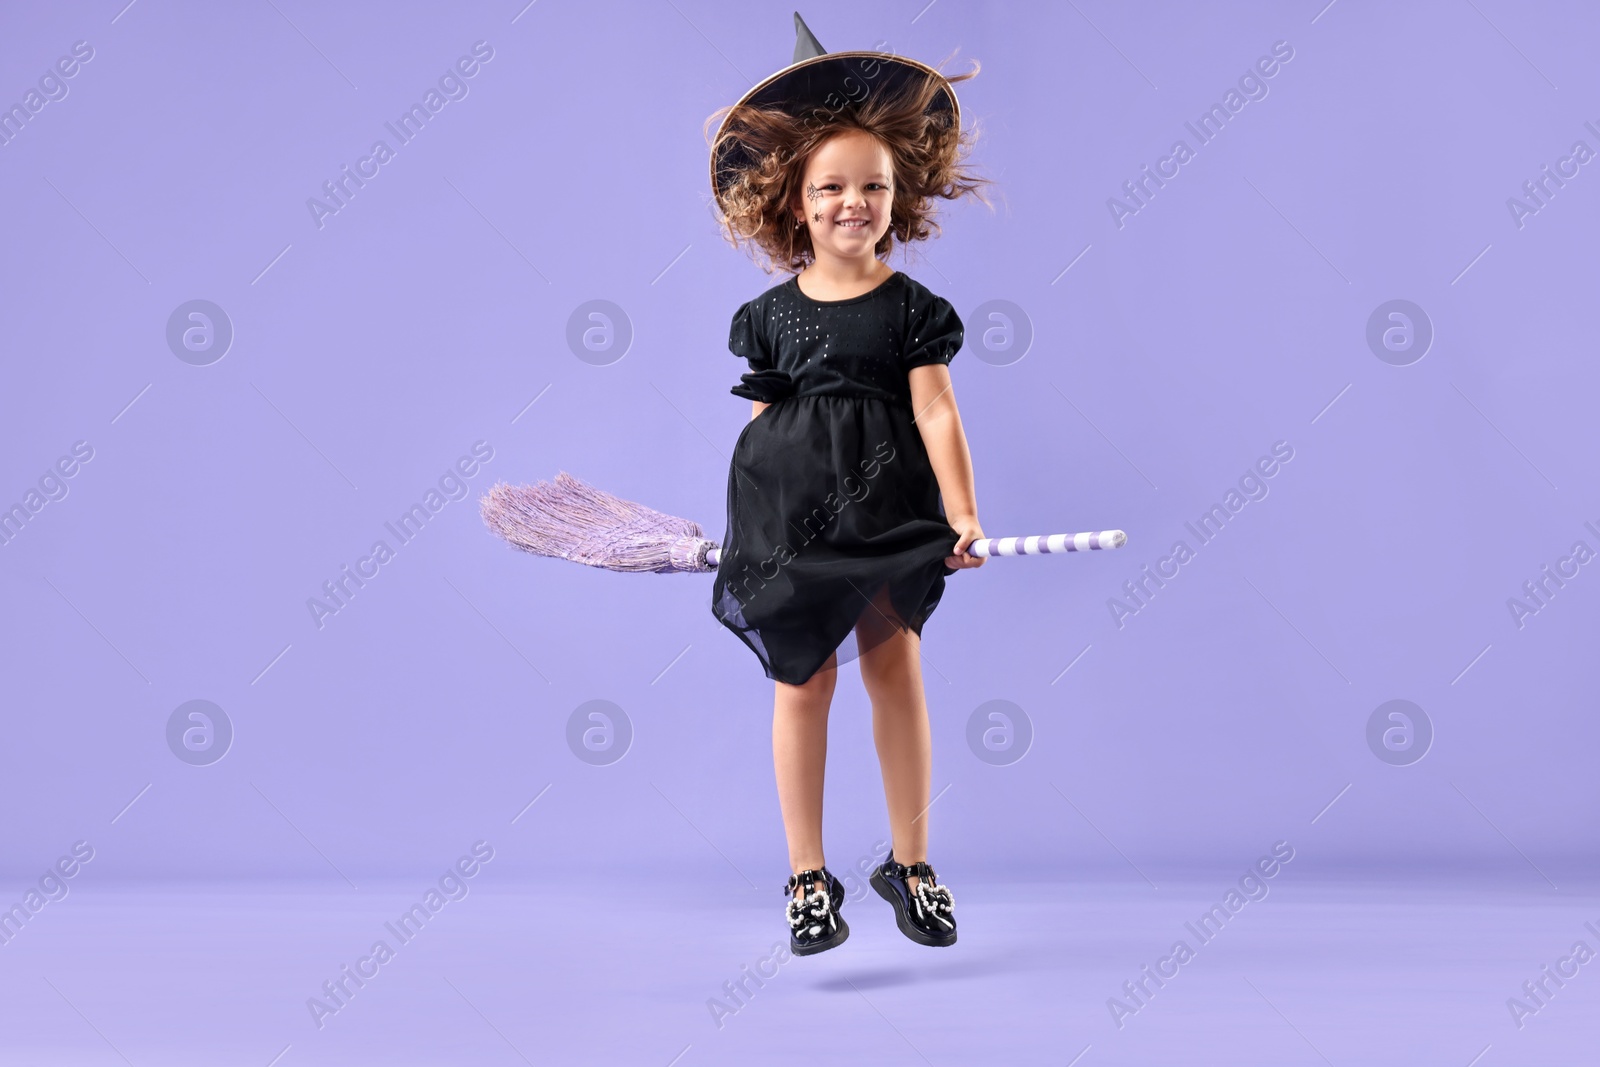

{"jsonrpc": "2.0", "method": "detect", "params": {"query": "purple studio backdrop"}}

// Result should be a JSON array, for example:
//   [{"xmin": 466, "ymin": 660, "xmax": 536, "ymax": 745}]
[{"xmin": 1, "ymin": 0, "xmax": 1597, "ymax": 1064}]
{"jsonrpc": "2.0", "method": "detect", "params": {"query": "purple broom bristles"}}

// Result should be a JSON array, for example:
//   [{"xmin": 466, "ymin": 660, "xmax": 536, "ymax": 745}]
[{"xmin": 479, "ymin": 472, "xmax": 719, "ymax": 574}]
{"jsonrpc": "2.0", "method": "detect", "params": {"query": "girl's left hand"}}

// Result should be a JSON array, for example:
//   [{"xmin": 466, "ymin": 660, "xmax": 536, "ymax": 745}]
[{"xmin": 946, "ymin": 517, "xmax": 988, "ymax": 570}]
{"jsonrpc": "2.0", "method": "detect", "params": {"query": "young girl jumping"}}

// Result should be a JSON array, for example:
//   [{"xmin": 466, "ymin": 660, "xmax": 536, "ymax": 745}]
[{"xmin": 705, "ymin": 14, "xmax": 991, "ymax": 954}]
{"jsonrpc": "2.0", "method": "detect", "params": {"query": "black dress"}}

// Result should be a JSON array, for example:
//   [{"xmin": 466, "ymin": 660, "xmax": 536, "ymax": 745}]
[{"xmin": 711, "ymin": 270, "xmax": 964, "ymax": 685}]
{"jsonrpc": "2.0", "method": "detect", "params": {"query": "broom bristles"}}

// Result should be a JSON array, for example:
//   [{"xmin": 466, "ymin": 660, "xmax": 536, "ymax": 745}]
[{"xmin": 479, "ymin": 472, "xmax": 717, "ymax": 573}]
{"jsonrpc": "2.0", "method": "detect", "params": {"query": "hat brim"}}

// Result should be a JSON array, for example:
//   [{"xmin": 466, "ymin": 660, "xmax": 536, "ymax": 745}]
[{"xmin": 710, "ymin": 51, "xmax": 961, "ymax": 201}]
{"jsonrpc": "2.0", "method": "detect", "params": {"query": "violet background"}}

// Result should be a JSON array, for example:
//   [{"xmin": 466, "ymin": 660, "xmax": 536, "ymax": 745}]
[{"xmin": 0, "ymin": 1, "xmax": 1595, "ymax": 1064}]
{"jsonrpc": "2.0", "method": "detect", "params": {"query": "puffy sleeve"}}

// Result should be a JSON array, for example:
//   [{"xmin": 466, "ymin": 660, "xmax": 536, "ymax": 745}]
[
  {"xmin": 728, "ymin": 301, "xmax": 772, "ymax": 371},
  {"xmin": 903, "ymin": 293, "xmax": 964, "ymax": 370},
  {"xmin": 728, "ymin": 300, "xmax": 795, "ymax": 403}
]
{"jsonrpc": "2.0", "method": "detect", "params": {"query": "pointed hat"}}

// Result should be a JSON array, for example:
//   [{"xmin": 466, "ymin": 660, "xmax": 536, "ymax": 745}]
[{"xmin": 710, "ymin": 12, "xmax": 962, "ymax": 201}]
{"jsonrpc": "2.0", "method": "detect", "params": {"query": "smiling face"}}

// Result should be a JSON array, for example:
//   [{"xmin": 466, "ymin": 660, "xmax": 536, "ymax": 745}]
[{"xmin": 792, "ymin": 128, "xmax": 895, "ymax": 265}]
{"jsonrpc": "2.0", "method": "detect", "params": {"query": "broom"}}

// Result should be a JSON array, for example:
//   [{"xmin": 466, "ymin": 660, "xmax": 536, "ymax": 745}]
[{"xmin": 480, "ymin": 471, "xmax": 1126, "ymax": 574}]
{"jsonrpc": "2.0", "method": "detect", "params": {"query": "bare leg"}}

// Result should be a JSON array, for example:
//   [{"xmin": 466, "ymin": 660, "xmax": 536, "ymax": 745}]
[
  {"xmin": 773, "ymin": 649, "xmax": 838, "ymax": 899},
  {"xmin": 856, "ymin": 588, "xmax": 932, "ymax": 893}
]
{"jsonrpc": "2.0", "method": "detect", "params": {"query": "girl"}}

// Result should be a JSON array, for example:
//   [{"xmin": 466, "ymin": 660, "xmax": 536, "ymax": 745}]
[{"xmin": 705, "ymin": 14, "xmax": 990, "ymax": 954}]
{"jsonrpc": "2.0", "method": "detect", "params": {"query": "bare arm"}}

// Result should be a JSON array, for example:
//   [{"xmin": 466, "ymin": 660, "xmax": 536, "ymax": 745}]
[
  {"xmin": 908, "ymin": 363, "xmax": 986, "ymax": 569},
  {"xmin": 751, "ymin": 400, "xmax": 769, "ymax": 421}
]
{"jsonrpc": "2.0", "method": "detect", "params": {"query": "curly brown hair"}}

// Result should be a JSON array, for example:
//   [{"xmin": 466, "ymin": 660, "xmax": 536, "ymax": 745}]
[{"xmin": 705, "ymin": 54, "xmax": 992, "ymax": 274}]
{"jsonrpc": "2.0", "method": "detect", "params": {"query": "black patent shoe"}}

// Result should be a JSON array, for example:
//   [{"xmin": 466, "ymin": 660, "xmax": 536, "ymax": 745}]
[
  {"xmin": 784, "ymin": 867, "xmax": 849, "ymax": 956},
  {"xmin": 870, "ymin": 851, "xmax": 957, "ymax": 947}
]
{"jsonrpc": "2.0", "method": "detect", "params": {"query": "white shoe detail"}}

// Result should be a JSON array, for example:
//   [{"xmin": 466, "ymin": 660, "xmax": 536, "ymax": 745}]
[
  {"xmin": 786, "ymin": 884, "xmax": 836, "ymax": 938},
  {"xmin": 913, "ymin": 880, "xmax": 955, "ymax": 931}
]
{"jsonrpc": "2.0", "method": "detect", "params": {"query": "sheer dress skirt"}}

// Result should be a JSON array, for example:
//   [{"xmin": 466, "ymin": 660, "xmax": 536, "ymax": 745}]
[{"xmin": 711, "ymin": 392, "xmax": 959, "ymax": 686}]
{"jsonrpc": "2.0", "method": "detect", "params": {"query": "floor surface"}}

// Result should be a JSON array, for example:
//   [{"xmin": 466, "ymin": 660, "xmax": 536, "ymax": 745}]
[{"xmin": 1, "ymin": 875, "xmax": 1595, "ymax": 1065}]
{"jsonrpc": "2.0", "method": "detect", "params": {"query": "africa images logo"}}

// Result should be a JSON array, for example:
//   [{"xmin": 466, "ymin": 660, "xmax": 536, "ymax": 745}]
[
  {"xmin": 306, "ymin": 441, "xmax": 494, "ymax": 629},
  {"xmin": 306, "ymin": 841, "xmax": 494, "ymax": 1029},
  {"xmin": 721, "ymin": 440, "xmax": 898, "ymax": 612}
]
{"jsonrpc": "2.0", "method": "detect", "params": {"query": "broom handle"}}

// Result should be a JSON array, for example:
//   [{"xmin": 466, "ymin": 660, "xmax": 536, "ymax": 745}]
[{"xmin": 702, "ymin": 529, "xmax": 1125, "ymax": 569}]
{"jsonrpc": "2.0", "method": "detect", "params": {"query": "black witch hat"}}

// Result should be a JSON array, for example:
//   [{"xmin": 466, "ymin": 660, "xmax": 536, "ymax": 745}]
[{"xmin": 709, "ymin": 11, "xmax": 962, "ymax": 201}]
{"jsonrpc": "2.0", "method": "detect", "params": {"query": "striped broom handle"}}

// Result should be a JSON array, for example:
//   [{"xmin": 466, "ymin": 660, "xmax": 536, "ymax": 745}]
[{"xmin": 702, "ymin": 529, "xmax": 1125, "ymax": 568}]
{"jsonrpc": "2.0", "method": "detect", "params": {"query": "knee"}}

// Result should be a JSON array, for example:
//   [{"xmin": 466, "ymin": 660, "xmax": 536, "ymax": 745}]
[{"xmin": 858, "ymin": 640, "xmax": 919, "ymax": 698}]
